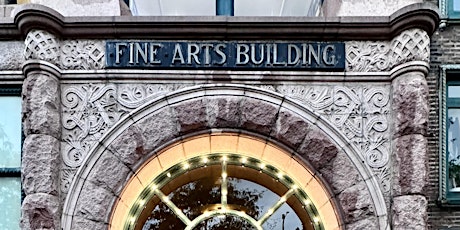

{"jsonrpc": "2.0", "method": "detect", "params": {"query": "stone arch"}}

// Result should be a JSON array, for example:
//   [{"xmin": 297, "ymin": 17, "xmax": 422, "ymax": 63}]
[{"xmin": 62, "ymin": 84, "xmax": 387, "ymax": 229}]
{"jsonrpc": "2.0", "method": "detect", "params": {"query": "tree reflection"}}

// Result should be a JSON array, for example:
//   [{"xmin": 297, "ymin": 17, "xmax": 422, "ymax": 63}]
[{"xmin": 142, "ymin": 177, "xmax": 263, "ymax": 230}]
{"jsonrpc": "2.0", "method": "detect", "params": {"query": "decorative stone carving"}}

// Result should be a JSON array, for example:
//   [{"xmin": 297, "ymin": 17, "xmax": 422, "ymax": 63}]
[
  {"xmin": 24, "ymin": 30, "xmax": 60, "ymax": 63},
  {"xmin": 60, "ymin": 83, "xmax": 191, "ymax": 193},
  {"xmin": 60, "ymin": 40, "xmax": 105, "ymax": 70},
  {"xmin": 24, "ymin": 30, "xmax": 105, "ymax": 70},
  {"xmin": 390, "ymin": 29, "xmax": 430, "ymax": 67},
  {"xmin": 346, "ymin": 41, "xmax": 391, "ymax": 72},
  {"xmin": 346, "ymin": 28, "xmax": 430, "ymax": 72}
]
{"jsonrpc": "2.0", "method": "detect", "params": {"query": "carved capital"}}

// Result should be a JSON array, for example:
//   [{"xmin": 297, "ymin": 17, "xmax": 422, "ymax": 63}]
[{"xmin": 24, "ymin": 29, "xmax": 59, "ymax": 64}]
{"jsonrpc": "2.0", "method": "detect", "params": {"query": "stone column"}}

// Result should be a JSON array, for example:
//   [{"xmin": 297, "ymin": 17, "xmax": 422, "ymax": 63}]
[
  {"xmin": 20, "ymin": 30, "xmax": 62, "ymax": 230},
  {"xmin": 390, "ymin": 29, "xmax": 430, "ymax": 230}
]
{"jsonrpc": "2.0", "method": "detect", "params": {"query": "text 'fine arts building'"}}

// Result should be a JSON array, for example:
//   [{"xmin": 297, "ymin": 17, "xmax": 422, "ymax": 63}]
[{"xmin": 2, "ymin": 0, "xmax": 456, "ymax": 229}]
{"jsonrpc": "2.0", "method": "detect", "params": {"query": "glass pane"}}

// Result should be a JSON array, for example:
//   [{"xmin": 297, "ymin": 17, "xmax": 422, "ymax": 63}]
[
  {"xmin": 262, "ymin": 203, "xmax": 303, "ymax": 230},
  {"xmin": 449, "ymin": 108, "xmax": 460, "ymax": 191},
  {"xmin": 193, "ymin": 216, "xmax": 257, "ymax": 230},
  {"xmin": 449, "ymin": 86, "xmax": 460, "ymax": 98},
  {"xmin": 235, "ymin": 0, "xmax": 318, "ymax": 16},
  {"xmin": 131, "ymin": 0, "xmax": 215, "ymax": 16},
  {"xmin": 454, "ymin": 0, "xmax": 460, "ymax": 12},
  {"xmin": 0, "ymin": 96, "xmax": 21, "ymax": 168},
  {"xmin": 0, "ymin": 177, "xmax": 21, "ymax": 230}
]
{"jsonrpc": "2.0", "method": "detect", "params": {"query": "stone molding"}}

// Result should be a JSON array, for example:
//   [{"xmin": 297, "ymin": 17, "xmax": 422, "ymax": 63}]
[{"xmin": 62, "ymin": 84, "xmax": 389, "ymax": 229}]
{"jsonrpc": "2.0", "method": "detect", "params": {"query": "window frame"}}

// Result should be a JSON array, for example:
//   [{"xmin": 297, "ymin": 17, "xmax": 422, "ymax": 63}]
[
  {"xmin": 440, "ymin": 0, "xmax": 460, "ymax": 21},
  {"xmin": 0, "ymin": 87, "xmax": 23, "ymax": 230},
  {"xmin": 439, "ymin": 66, "xmax": 460, "ymax": 205}
]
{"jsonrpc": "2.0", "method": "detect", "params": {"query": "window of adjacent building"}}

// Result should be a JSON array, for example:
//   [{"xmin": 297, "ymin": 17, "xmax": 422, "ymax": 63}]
[
  {"xmin": 443, "ymin": 0, "xmax": 460, "ymax": 19},
  {"xmin": 129, "ymin": 0, "xmax": 323, "ymax": 16},
  {"xmin": 0, "ymin": 88, "xmax": 21, "ymax": 230}
]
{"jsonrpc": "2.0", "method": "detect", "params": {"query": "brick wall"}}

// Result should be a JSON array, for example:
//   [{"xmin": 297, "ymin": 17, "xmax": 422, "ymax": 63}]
[{"xmin": 426, "ymin": 2, "xmax": 460, "ymax": 227}]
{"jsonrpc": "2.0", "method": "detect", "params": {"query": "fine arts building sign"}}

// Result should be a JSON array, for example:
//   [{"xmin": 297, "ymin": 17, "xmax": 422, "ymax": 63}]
[{"xmin": 106, "ymin": 41, "xmax": 345, "ymax": 70}]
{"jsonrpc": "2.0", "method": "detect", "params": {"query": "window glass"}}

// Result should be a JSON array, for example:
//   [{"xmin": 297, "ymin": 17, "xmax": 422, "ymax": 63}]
[
  {"xmin": 130, "ymin": 0, "xmax": 215, "ymax": 16},
  {"xmin": 0, "ymin": 177, "xmax": 21, "ymax": 230},
  {"xmin": 0, "ymin": 96, "xmax": 21, "ymax": 168},
  {"xmin": 234, "ymin": 0, "xmax": 317, "ymax": 16},
  {"xmin": 454, "ymin": 0, "xmax": 460, "ymax": 12},
  {"xmin": 448, "ymin": 108, "xmax": 460, "ymax": 192},
  {"xmin": 0, "ymin": 92, "xmax": 21, "ymax": 230}
]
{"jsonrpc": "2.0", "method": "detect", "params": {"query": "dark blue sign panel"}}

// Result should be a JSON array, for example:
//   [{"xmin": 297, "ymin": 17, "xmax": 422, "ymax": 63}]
[{"xmin": 106, "ymin": 41, "xmax": 345, "ymax": 70}]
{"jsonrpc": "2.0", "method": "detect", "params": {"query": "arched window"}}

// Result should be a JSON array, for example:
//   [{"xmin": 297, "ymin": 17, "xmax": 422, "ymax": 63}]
[{"xmin": 129, "ymin": 0, "xmax": 323, "ymax": 17}]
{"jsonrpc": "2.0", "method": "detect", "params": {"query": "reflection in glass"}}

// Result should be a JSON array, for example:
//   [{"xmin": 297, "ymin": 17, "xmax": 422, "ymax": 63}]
[
  {"xmin": 0, "ymin": 177, "xmax": 21, "ymax": 230},
  {"xmin": 0, "ymin": 96, "xmax": 21, "ymax": 168},
  {"xmin": 449, "ymin": 108, "xmax": 460, "ymax": 191}
]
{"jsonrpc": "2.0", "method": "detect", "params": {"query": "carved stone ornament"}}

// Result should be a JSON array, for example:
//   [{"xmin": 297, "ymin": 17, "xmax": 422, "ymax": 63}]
[
  {"xmin": 60, "ymin": 83, "xmax": 391, "ymax": 196},
  {"xmin": 346, "ymin": 28, "xmax": 430, "ymax": 72},
  {"xmin": 24, "ymin": 29, "xmax": 105, "ymax": 70}
]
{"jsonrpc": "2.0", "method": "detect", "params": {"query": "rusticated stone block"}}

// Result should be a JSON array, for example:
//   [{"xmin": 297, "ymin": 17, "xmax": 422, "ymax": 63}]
[
  {"xmin": 72, "ymin": 216, "xmax": 108, "ymax": 230},
  {"xmin": 22, "ymin": 134, "xmax": 60, "ymax": 195},
  {"xmin": 392, "ymin": 72, "xmax": 428, "ymax": 137},
  {"xmin": 173, "ymin": 99, "xmax": 208, "ymax": 133},
  {"xmin": 338, "ymin": 181, "xmax": 375, "ymax": 224},
  {"xmin": 22, "ymin": 73, "xmax": 61, "ymax": 137},
  {"xmin": 206, "ymin": 96, "xmax": 241, "ymax": 128},
  {"xmin": 135, "ymin": 108, "xmax": 179, "ymax": 154},
  {"xmin": 240, "ymin": 98, "xmax": 278, "ymax": 134},
  {"xmin": 86, "ymin": 151, "xmax": 131, "ymax": 195},
  {"xmin": 273, "ymin": 109, "xmax": 310, "ymax": 149},
  {"xmin": 108, "ymin": 125, "xmax": 146, "ymax": 167},
  {"xmin": 392, "ymin": 195, "xmax": 427, "ymax": 230},
  {"xmin": 75, "ymin": 181, "xmax": 115, "ymax": 223},
  {"xmin": 20, "ymin": 193, "xmax": 60, "ymax": 230},
  {"xmin": 297, "ymin": 126, "xmax": 338, "ymax": 170},
  {"xmin": 319, "ymin": 151, "xmax": 362, "ymax": 195},
  {"xmin": 346, "ymin": 216, "xmax": 379, "ymax": 230},
  {"xmin": 392, "ymin": 134, "xmax": 427, "ymax": 196}
]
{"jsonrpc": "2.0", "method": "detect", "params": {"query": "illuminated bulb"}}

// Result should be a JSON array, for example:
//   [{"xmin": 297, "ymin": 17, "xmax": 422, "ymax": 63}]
[
  {"xmin": 221, "ymin": 172, "xmax": 227, "ymax": 179},
  {"xmin": 166, "ymin": 172, "xmax": 171, "ymax": 177},
  {"xmin": 222, "ymin": 156, "xmax": 228, "ymax": 162},
  {"xmin": 150, "ymin": 184, "xmax": 157, "ymax": 190},
  {"xmin": 130, "ymin": 216, "xmax": 136, "ymax": 223},
  {"xmin": 280, "ymin": 196, "xmax": 287, "ymax": 202},
  {"xmin": 138, "ymin": 199, "xmax": 146, "ymax": 206},
  {"xmin": 292, "ymin": 184, "xmax": 298, "ymax": 190},
  {"xmin": 202, "ymin": 157, "xmax": 208, "ymax": 163},
  {"xmin": 183, "ymin": 163, "xmax": 190, "ymax": 169},
  {"xmin": 267, "ymin": 208, "xmax": 274, "ymax": 215},
  {"xmin": 259, "ymin": 163, "xmax": 266, "ymax": 169},
  {"xmin": 222, "ymin": 190, "xmax": 228, "ymax": 196},
  {"xmin": 277, "ymin": 172, "xmax": 283, "ymax": 178},
  {"xmin": 241, "ymin": 157, "xmax": 247, "ymax": 163},
  {"xmin": 313, "ymin": 217, "xmax": 320, "ymax": 223},
  {"xmin": 163, "ymin": 196, "xmax": 170, "ymax": 202},
  {"xmin": 304, "ymin": 199, "xmax": 311, "ymax": 205}
]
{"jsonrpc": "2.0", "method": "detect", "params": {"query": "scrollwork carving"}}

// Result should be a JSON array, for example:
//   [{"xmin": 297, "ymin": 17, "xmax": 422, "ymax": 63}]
[{"xmin": 60, "ymin": 40, "xmax": 105, "ymax": 70}]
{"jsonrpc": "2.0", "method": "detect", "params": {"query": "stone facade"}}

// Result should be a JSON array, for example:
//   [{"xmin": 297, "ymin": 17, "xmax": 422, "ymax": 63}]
[{"xmin": 0, "ymin": 2, "xmax": 442, "ymax": 230}]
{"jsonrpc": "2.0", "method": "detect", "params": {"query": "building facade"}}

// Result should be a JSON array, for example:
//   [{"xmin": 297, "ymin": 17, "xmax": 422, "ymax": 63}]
[{"xmin": 0, "ymin": 0, "xmax": 446, "ymax": 229}]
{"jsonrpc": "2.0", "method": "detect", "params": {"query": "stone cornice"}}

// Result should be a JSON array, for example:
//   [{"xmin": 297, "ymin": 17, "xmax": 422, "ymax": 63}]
[{"xmin": 8, "ymin": 3, "xmax": 439, "ymax": 40}]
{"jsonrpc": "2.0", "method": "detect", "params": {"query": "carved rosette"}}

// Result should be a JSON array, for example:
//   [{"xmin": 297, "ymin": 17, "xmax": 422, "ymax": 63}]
[
  {"xmin": 24, "ymin": 30, "xmax": 105, "ymax": 70},
  {"xmin": 346, "ymin": 28, "xmax": 430, "ymax": 72}
]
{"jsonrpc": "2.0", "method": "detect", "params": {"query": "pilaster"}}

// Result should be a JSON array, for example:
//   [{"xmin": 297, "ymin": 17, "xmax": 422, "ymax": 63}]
[{"xmin": 20, "ymin": 29, "xmax": 62, "ymax": 230}]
